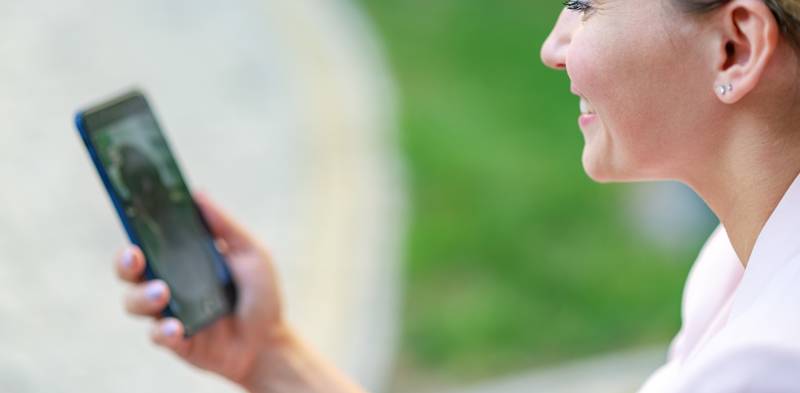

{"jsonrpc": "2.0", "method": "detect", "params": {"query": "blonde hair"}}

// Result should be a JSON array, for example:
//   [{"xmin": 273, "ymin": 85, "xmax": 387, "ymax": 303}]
[{"xmin": 678, "ymin": 0, "xmax": 800, "ymax": 48}]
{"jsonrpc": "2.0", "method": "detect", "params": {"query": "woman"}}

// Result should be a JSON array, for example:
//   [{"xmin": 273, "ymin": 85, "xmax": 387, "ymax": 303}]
[{"xmin": 116, "ymin": 0, "xmax": 800, "ymax": 391}]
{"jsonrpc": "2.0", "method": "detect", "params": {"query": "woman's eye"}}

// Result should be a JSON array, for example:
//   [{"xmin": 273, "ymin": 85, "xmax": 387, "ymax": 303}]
[{"xmin": 563, "ymin": 0, "xmax": 592, "ymax": 12}]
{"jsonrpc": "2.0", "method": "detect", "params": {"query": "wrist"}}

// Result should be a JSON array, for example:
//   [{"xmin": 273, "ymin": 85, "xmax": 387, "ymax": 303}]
[
  {"xmin": 238, "ymin": 321, "xmax": 292, "ymax": 391},
  {"xmin": 239, "ymin": 325, "xmax": 366, "ymax": 393},
  {"xmin": 239, "ymin": 323, "xmax": 303, "ymax": 392}
]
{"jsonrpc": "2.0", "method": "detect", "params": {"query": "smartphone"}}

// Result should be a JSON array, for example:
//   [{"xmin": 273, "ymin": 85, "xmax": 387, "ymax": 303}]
[{"xmin": 75, "ymin": 90, "xmax": 237, "ymax": 336}]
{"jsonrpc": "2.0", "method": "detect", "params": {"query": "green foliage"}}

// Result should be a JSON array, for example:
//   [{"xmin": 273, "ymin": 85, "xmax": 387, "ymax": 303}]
[{"xmin": 357, "ymin": 0, "xmax": 702, "ymax": 379}]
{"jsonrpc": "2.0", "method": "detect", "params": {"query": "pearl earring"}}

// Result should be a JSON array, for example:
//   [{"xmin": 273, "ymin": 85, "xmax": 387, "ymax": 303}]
[{"xmin": 716, "ymin": 84, "xmax": 733, "ymax": 95}]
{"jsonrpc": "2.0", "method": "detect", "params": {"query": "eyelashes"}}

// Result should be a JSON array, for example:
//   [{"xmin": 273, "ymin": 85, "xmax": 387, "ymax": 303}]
[{"xmin": 563, "ymin": 0, "xmax": 592, "ymax": 12}]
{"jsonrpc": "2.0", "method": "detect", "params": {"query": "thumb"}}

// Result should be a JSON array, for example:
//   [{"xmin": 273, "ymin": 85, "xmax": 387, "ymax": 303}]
[{"xmin": 194, "ymin": 192, "xmax": 252, "ymax": 250}]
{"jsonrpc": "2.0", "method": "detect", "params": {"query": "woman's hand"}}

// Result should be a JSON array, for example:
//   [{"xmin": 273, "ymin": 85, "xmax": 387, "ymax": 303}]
[
  {"xmin": 116, "ymin": 193, "xmax": 366, "ymax": 392},
  {"xmin": 116, "ymin": 192, "xmax": 284, "ymax": 385}
]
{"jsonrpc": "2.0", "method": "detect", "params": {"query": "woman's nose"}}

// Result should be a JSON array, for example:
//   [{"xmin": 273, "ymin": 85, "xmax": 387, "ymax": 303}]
[{"xmin": 541, "ymin": 9, "xmax": 581, "ymax": 71}]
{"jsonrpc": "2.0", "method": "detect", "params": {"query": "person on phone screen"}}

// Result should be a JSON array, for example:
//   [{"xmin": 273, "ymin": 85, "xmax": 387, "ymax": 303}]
[
  {"xmin": 115, "ymin": 0, "xmax": 800, "ymax": 391},
  {"xmin": 117, "ymin": 145, "xmax": 217, "ymax": 319}
]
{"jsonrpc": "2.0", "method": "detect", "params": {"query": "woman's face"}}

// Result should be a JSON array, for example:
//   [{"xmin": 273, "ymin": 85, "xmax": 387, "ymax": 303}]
[{"xmin": 542, "ymin": 1, "xmax": 718, "ymax": 183}]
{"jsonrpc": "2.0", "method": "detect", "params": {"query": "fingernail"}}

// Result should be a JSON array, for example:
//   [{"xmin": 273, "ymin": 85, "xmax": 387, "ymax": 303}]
[
  {"xmin": 121, "ymin": 248, "xmax": 134, "ymax": 269},
  {"xmin": 145, "ymin": 282, "xmax": 165, "ymax": 301},
  {"xmin": 162, "ymin": 320, "xmax": 179, "ymax": 337}
]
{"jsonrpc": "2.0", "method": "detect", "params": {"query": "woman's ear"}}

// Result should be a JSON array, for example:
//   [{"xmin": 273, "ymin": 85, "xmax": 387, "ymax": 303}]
[{"xmin": 713, "ymin": 0, "xmax": 781, "ymax": 104}]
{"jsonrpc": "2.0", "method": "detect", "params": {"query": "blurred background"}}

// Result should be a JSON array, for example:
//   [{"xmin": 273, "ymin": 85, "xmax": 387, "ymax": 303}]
[
  {"xmin": 360, "ymin": 1, "xmax": 718, "ymax": 391},
  {"xmin": 0, "ymin": 0, "xmax": 718, "ymax": 392}
]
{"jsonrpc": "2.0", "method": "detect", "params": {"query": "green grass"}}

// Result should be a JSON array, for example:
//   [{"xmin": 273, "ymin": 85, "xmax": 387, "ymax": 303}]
[{"xmin": 357, "ymin": 0, "xmax": 705, "ymax": 380}]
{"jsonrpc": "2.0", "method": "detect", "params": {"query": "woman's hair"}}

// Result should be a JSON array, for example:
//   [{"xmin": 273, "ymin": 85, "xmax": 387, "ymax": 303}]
[{"xmin": 676, "ymin": 0, "xmax": 800, "ymax": 49}]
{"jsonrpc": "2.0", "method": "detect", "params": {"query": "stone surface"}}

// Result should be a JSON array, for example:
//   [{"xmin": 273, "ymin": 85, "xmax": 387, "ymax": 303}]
[{"xmin": 0, "ymin": 0, "xmax": 402, "ymax": 391}]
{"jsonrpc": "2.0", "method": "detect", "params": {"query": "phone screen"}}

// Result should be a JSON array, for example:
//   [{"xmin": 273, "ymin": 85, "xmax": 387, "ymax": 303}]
[{"xmin": 79, "ymin": 93, "xmax": 235, "ymax": 335}]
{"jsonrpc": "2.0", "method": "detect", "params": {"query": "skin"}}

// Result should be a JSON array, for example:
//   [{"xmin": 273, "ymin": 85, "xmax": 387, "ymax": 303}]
[{"xmin": 117, "ymin": 0, "xmax": 800, "ymax": 389}]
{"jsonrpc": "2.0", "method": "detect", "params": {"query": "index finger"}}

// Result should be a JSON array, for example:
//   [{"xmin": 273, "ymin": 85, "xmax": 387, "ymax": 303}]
[{"xmin": 194, "ymin": 192, "xmax": 253, "ymax": 250}]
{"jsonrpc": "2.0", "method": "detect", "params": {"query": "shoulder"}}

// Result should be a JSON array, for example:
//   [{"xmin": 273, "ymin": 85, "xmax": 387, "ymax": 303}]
[
  {"xmin": 669, "ymin": 255, "xmax": 800, "ymax": 392},
  {"xmin": 672, "ymin": 341, "xmax": 800, "ymax": 393}
]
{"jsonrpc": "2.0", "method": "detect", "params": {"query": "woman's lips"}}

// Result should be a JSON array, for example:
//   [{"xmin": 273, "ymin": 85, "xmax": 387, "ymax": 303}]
[
  {"xmin": 578, "ymin": 96, "xmax": 598, "ymax": 127},
  {"xmin": 572, "ymin": 84, "xmax": 598, "ymax": 127},
  {"xmin": 579, "ymin": 113, "xmax": 598, "ymax": 127}
]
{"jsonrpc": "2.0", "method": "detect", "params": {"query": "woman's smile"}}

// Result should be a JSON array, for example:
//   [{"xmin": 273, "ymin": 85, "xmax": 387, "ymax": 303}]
[
  {"xmin": 578, "ymin": 97, "xmax": 598, "ymax": 126},
  {"xmin": 571, "ymin": 85, "xmax": 598, "ymax": 127}
]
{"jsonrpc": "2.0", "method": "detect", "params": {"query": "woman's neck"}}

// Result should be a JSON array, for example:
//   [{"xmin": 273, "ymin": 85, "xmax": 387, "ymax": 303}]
[{"xmin": 687, "ymin": 118, "xmax": 800, "ymax": 267}]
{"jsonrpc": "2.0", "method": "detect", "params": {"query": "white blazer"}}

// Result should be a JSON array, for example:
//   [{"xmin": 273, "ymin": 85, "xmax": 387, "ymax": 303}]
[{"xmin": 640, "ymin": 175, "xmax": 800, "ymax": 392}]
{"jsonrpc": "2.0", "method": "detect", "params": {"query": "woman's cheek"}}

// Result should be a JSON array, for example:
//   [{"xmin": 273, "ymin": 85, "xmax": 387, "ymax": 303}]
[
  {"xmin": 568, "ymin": 39, "xmax": 638, "ymax": 181},
  {"xmin": 565, "ymin": 35, "xmax": 613, "ymax": 129},
  {"xmin": 565, "ymin": 38, "xmax": 593, "ymax": 96}
]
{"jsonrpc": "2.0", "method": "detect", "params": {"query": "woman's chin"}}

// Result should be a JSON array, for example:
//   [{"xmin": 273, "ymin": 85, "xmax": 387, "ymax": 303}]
[
  {"xmin": 583, "ymin": 167, "xmax": 614, "ymax": 183},
  {"xmin": 583, "ymin": 154, "xmax": 656, "ymax": 184},
  {"xmin": 580, "ymin": 128, "xmax": 630, "ymax": 183},
  {"xmin": 582, "ymin": 151, "xmax": 619, "ymax": 183}
]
